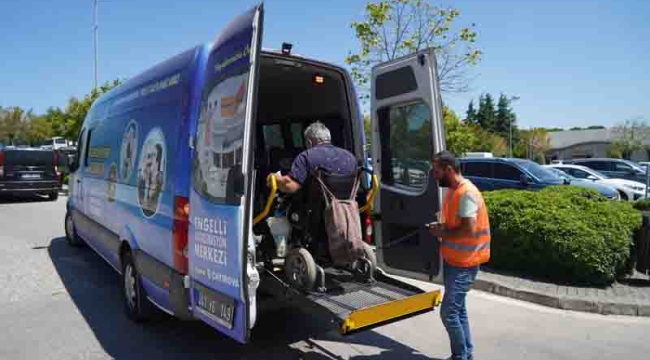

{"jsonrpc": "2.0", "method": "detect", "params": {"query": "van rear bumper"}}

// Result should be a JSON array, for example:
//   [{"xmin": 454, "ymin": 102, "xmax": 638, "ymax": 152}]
[{"xmin": 0, "ymin": 181, "xmax": 61, "ymax": 194}]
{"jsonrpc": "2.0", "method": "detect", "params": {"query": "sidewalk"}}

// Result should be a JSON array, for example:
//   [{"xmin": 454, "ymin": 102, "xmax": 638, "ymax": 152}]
[{"xmin": 474, "ymin": 268, "xmax": 650, "ymax": 317}]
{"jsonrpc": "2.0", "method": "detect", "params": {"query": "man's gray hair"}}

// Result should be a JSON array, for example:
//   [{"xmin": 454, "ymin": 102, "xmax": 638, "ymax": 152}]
[{"xmin": 304, "ymin": 122, "xmax": 331, "ymax": 145}]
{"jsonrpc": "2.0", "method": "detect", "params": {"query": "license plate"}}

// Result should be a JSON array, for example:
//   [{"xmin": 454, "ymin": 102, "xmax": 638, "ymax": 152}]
[
  {"xmin": 194, "ymin": 282, "xmax": 235, "ymax": 329},
  {"xmin": 22, "ymin": 174, "xmax": 41, "ymax": 179}
]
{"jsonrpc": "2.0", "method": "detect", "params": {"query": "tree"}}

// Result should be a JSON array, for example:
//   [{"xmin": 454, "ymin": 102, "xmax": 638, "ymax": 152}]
[
  {"xmin": 477, "ymin": 93, "xmax": 495, "ymax": 131},
  {"xmin": 465, "ymin": 100, "xmax": 477, "ymax": 125},
  {"xmin": 62, "ymin": 79, "xmax": 123, "ymax": 139},
  {"xmin": 516, "ymin": 128, "xmax": 550, "ymax": 160},
  {"xmin": 493, "ymin": 93, "xmax": 511, "ymax": 138},
  {"xmin": 444, "ymin": 106, "xmax": 477, "ymax": 156},
  {"xmin": 610, "ymin": 118, "xmax": 650, "ymax": 159},
  {"xmin": 0, "ymin": 106, "xmax": 33, "ymax": 145},
  {"xmin": 346, "ymin": 0, "xmax": 482, "ymax": 100}
]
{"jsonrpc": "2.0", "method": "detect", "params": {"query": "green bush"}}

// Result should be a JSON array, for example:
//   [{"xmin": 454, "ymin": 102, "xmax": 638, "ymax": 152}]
[
  {"xmin": 633, "ymin": 198, "xmax": 650, "ymax": 212},
  {"xmin": 63, "ymin": 174, "xmax": 70, "ymax": 185},
  {"xmin": 484, "ymin": 186, "xmax": 641, "ymax": 285}
]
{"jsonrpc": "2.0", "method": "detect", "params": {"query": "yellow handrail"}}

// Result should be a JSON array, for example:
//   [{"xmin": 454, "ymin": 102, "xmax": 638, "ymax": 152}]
[
  {"xmin": 253, "ymin": 174, "xmax": 278, "ymax": 225},
  {"xmin": 359, "ymin": 174, "xmax": 379, "ymax": 213}
]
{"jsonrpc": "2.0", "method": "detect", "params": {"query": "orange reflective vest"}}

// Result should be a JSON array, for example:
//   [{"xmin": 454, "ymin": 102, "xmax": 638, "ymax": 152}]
[{"xmin": 440, "ymin": 180, "xmax": 491, "ymax": 267}]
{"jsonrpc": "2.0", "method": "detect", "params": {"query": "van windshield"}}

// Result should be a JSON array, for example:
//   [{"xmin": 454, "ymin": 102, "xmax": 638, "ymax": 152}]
[{"xmin": 512, "ymin": 159, "xmax": 562, "ymax": 183}]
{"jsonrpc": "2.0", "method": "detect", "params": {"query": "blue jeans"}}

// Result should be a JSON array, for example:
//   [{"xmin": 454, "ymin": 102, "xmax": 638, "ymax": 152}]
[{"xmin": 441, "ymin": 262, "xmax": 480, "ymax": 360}]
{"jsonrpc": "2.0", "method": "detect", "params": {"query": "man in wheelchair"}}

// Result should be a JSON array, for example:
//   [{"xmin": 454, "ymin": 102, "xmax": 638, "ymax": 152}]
[{"xmin": 259, "ymin": 122, "xmax": 375, "ymax": 291}]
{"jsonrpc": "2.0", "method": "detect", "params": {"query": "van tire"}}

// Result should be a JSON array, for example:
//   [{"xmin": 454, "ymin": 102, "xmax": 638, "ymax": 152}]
[
  {"xmin": 65, "ymin": 212, "xmax": 84, "ymax": 247},
  {"xmin": 122, "ymin": 252, "xmax": 155, "ymax": 322},
  {"xmin": 49, "ymin": 192, "xmax": 59, "ymax": 201},
  {"xmin": 285, "ymin": 248, "xmax": 317, "ymax": 292}
]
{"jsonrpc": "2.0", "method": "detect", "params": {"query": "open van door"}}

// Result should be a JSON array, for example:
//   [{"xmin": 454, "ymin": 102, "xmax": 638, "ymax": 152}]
[
  {"xmin": 370, "ymin": 48, "xmax": 445, "ymax": 283},
  {"xmin": 188, "ymin": 4, "xmax": 263, "ymax": 344}
]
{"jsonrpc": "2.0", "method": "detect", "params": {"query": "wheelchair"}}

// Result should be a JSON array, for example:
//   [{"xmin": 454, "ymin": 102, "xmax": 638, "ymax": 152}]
[{"xmin": 253, "ymin": 167, "xmax": 378, "ymax": 292}]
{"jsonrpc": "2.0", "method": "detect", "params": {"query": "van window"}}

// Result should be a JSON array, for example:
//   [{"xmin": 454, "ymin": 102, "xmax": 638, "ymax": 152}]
[
  {"xmin": 581, "ymin": 161, "xmax": 608, "ymax": 171},
  {"xmin": 55, "ymin": 138, "xmax": 67, "ymax": 145},
  {"xmin": 462, "ymin": 162, "xmax": 491, "ymax": 177},
  {"xmin": 492, "ymin": 163, "xmax": 522, "ymax": 181},
  {"xmin": 262, "ymin": 124, "xmax": 284, "ymax": 149},
  {"xmin": 375, "ymin": 66, "xmax": 418, "ymax": 100},
  {"xmin": 615, "ymin": 162, "xmax": 633, "ymax": 172},
  {"xmin": 377, "ymin": 102, "xmax": 432, "ymax": 192},
  {"xmin": 290, "ymin": 123, "xmax": 304, "ymax": 148}
]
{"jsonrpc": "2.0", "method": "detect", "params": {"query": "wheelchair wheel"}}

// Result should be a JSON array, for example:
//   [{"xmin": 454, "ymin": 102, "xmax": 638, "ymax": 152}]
[
  {"xmin": 285, "ymin": 247, "xmax": 317, "ymax": 292},
  {"xmin": 361, "ymin": 242, "xmax": 377, "ymax": 273}
]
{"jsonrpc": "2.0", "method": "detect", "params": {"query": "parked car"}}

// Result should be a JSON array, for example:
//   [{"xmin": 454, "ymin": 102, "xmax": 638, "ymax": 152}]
[
  {"xmin": 548, "ymin": 164, "xmax": 646, "ymax": 201},
  {"xmin": 562, "ymin": 158, "xmax": 648, "ymax": 184},
  {"xmin": 543, "ymin": 166, "xmax": 620, "ymax": 200},
  {"xmin": 0, "ymin": 147, "xmax": 62, "ymax": 200},
  {"xmin": 459, "ymin": 157, "xmax": 565, "ymax": 192}
]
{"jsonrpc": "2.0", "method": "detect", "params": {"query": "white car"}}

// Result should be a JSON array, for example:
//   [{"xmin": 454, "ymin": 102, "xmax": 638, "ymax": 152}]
[{"xmin": 547, "ymin": 164, "xmax": 647, "ymax": 201}]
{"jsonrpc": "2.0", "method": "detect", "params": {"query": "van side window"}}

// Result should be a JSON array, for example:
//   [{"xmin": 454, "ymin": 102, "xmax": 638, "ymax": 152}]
[
  {"xmin": 262, "ymin": 124, "xmax": 284, "ymax": 150},
  {"xmin": 462, "ymin": 162, "xmax": 491, "ymax": 177},
  {"xmin": 582, "ymin": 161, "xmax": 607, "ymax": 171},
  {"xmin": 377, "ymin": 102, "xmax": 432, "ymax": 192},
  {"xmin": 492, "ymin": 163, "xmax": 521, "ymax": 181},
  {"xmin": 84, "ymin": 130, "xmax": 92, "ymax": 167},
  {"xmin": 76, "ymin": 130, "xmax": 86, "ymax": 169}
]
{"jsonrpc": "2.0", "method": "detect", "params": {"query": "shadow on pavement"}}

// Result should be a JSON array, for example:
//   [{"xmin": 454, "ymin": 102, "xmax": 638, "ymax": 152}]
[
  {"xmin": 0, "ymin": 193, "xmax": 53, "ymax": 204},
  {"xmin": 48, "ymin": 237, "xmax": 439, "ymax": 360}
]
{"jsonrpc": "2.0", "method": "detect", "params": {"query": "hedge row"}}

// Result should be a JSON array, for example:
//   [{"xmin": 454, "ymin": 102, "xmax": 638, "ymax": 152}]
[{"xmin": 483, "ymin": 186, "xmax": 641, "ymax": 285}]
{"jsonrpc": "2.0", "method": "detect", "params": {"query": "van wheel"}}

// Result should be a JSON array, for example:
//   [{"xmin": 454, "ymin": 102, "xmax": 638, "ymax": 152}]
[
  {"xmin": 285, "ymin": 248, "xmax": 317, "ymax": 292},
  {"xmin": 65, "ymin": 212, "xmax": 84, "ymax": 247},
  {"xmin": 122, "ymin": 252, "xmax": 155, "ymax": 322},
  {"xmin": 619, "ymin": 191, "xmax": 629, "ymax": 201},
  {"xmin": 49, "ymin": 192, "xmax": 59, "ymax": 201}
]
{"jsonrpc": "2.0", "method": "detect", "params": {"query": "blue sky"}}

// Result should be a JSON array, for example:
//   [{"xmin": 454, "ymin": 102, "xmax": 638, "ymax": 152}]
[{"xmin": 1, "ymin": 0, "xmax": 648, "ymax": 129}]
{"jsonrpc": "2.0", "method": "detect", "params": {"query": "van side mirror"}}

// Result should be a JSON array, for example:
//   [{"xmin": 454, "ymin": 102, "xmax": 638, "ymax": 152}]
[
  {"xmin": 520, "ymin": 174, "xmax": 532, "ymax": 185},
  {"xmin": 587, "ymin": 175, "xmax": 598, "ymax": 181},
  {"xmin": 68, "ymin": 155, "xmax": 79, "ymax": 172}
]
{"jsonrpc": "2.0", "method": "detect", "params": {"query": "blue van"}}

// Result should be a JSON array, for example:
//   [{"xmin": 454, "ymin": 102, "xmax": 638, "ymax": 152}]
[
  {"xmin": 459, "ymin": 157, "xmax": 565, "ymax": 191},
  {"xmin": 64, "ymin": 4, "xmax": 447, "ymax": 344}
]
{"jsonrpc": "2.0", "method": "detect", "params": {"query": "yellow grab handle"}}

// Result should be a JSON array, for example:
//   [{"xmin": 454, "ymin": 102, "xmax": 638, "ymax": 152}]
[
  {"xmin": 359, "ymin": 174, "xmax": 379, "ymax": 213},
  {"xmin": 253, "ymin": 174, "xmax": 278, "ymax": 225}
]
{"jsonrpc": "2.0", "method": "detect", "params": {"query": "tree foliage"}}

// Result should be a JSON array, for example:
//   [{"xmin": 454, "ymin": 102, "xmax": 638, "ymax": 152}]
[
  {"xmin": 610, "ymin": 118, "xmax": 650, "ymax": 159},
  {"xmin": 346, "ymin": 0, "xmax": 482, "ymax": 99},
  {"xmin": 0, "ymin": 79, "xmax": 122, "ymax": 146}
]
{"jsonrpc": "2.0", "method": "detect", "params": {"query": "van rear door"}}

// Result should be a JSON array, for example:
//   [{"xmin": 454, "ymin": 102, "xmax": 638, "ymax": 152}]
[
  {"xmin": 188, "ymin": 4, "xmax": 263, "ymax": 344},
  {"xmin": 370, "ymin": 49, "xmax": 445, "ymax": 282}
]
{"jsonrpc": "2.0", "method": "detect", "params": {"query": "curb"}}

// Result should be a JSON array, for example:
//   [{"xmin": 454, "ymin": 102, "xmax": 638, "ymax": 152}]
[{"xmin": 473, "ymin": 278, "xmax": 649, "ymax": 317}]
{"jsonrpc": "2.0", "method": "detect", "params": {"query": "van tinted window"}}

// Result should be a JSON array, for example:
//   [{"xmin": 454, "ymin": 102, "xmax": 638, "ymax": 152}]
[
  {"xmin": 375, "ymin": 66, "xmax": 418, "ymax": 100},
  {"xmin": 493, "ymin": 163, "xmax": 522, "ymax": 181},
  {"xmin": 462, "ymin": 162, "xmax": 491, "ymax": 177},
  {"xmin": 581, "ymin": 161, "xmax": 608, "ymax": 171}
]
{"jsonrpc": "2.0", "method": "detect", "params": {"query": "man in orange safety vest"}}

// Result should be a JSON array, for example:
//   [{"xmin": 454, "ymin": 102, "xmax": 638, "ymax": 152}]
[{"xmin": 427, "ymin": 150, "xmax": 491, "ymax": 360}]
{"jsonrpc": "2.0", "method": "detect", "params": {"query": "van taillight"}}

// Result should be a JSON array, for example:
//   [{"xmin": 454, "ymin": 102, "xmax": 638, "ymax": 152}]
[
  {"xmin": 173, "ymin": 196, "xmax": 190, "ymax": 274},
  {"xmin": 0, "ymin": 151, "xmax": 4, "ymax": 177},
  {"xmin": 364, "ymin": 209, "xmax": 373, "ymax": 244},
  {"xmin": 52, "ymin": 151, "xmax": 61, "ymax": 183}
]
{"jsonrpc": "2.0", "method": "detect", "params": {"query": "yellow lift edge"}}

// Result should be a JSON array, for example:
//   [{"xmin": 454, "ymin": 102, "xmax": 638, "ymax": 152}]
[{"xmin": 340, "ymin": 289, "xmax": 442, "ymax": 335}]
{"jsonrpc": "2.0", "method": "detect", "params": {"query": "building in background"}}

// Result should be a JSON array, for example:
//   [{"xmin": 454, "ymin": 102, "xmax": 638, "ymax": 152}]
[{"xmin": 546, "ymin": 128, "xmax": 650, "ymax": 162}]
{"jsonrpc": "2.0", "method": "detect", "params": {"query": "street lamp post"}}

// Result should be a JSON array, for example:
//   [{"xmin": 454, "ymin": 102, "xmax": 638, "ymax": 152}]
[
  {"xmin": 93, "ymin": 0, "xmax": 99, "ymax": 90},
  {"xmin": 508, "ymin": 96, "xmax": 520, "ymax": 158}
]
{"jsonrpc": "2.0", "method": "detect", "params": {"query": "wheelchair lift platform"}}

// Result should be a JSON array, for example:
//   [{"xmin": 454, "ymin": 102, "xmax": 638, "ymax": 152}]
[{"xmin": 261, "ymin": 266, "xmax": 442, "ymax": 335}]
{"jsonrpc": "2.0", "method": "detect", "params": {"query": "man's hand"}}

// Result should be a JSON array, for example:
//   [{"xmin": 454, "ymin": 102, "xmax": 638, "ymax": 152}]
[{"xmin": 427, "ymin": 222, "xmax": 445, "ymax": 238}]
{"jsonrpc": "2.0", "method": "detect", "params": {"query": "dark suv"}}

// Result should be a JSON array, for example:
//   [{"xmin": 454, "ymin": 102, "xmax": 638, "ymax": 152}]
[
  {"xmin": 562, "ymin": 158, "xmax": 647, "ymax": 183},
  {"xmin": 459, "ymin": 158, "xmax": 564, "ymax": 192},
  {"xmin": 0, "ymin": 147, "xmax": 62, "ymax": 200}
]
